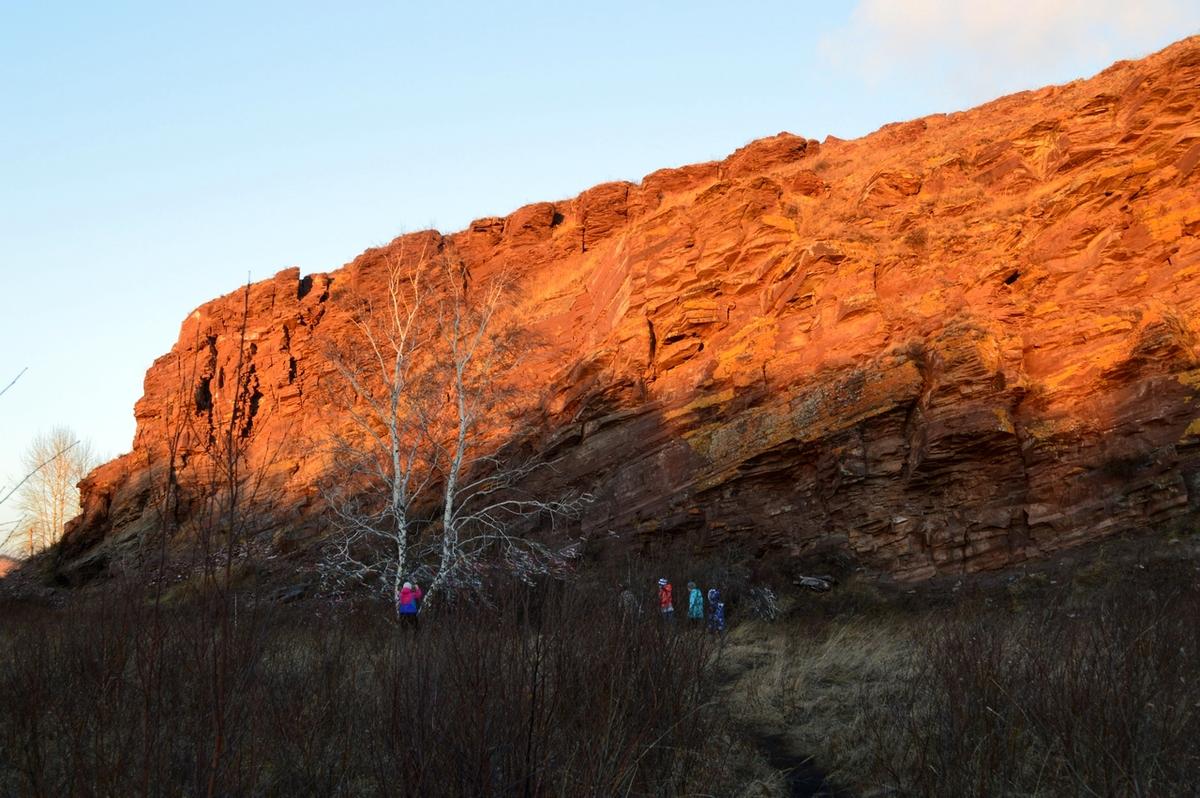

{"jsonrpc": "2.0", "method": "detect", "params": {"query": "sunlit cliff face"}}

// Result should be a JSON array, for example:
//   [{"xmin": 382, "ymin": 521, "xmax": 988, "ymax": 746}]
[{"xmin": 62, "ymin": 37, "xmax": 1200, "ymax": 584}]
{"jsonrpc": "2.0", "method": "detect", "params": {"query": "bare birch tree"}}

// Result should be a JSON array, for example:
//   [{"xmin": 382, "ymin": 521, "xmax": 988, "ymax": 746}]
[
  {"xmin": 421, "ymin": 268, "xmax": 589, "ymax": 604},
  {"xmin": 15, "ymin": 426, "xmax": 98, "ymax": 556},
  {"xmin": 319, "ymin": 245, "xmax": 589, "ymax": 607},
  {"xmin": 319, "ymin": 243, "xmax": 438, "ymax": 600}
]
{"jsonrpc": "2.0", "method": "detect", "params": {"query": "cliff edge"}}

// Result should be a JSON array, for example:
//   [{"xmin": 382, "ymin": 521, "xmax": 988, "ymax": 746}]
[{"xmin": 62, "ymin": 37, "xmax": 1200, "ymax": 582}]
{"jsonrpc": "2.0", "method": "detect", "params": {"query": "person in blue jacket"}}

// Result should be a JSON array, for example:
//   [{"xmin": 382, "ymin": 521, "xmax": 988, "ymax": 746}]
[{"xmin": 706, "ymin": 587, "xmax": 726, "ymax": 633}]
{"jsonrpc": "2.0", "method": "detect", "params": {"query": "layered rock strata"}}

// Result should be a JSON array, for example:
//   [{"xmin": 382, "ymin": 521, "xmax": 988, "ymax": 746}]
[{"xmin": 64, "ymin": 38, "xmax": 1200, "ymax": 581}]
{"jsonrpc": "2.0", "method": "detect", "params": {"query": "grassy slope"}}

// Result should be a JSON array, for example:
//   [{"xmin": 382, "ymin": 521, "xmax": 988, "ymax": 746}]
[{"xmin": 717, "ymin": 532, "xmax": 1200, "ymax": 796}]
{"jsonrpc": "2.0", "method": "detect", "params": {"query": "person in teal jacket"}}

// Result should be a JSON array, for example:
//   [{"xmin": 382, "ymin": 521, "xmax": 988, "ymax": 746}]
[{"xmin": 687, "ymin": 581, "xmax": 704, "ymax": 621}]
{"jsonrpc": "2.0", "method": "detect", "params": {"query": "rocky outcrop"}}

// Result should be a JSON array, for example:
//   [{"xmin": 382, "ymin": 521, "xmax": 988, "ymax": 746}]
[{"xmin": 64, "ymin": 37, "xmax": 1200, "ymax": 581}]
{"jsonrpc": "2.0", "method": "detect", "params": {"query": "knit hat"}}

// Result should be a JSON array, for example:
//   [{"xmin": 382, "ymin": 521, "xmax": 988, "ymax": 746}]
[
  {"xmin": 658, "ymin": 578, "xmax": 668, "ymax": 586},
  {"xmin": 403, "ymin": 581, "xmax": 412, "ymax": 590}
]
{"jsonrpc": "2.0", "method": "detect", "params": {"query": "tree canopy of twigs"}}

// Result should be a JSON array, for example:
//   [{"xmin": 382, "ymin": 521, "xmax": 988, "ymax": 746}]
[
  {"xmin": 12, "ymin": 426, "xmax": 97, "ymax": 557},
  {"xmin": 1, "ymin": 371, "xmax": 100, "ymax": 558},
  {"xmin": 318, "ymin": 244, "xmax": 590, "ymax": 607},
  {"xmin": 0, "ymin": 368, "xmax": 28, "ymax": 553}
]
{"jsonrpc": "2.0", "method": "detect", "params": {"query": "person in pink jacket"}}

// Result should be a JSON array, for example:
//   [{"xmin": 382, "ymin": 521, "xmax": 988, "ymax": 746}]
[{"xmin": 395, "ymin": 581, "xmax": 423, "ymax": 628}]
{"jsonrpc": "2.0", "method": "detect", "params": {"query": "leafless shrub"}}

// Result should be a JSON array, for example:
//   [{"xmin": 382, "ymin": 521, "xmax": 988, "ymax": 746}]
[
  {"xmin": 903, "ymin": 227, "xmax": 928, "ymax": 250},
  {"xmin": 0, "ymin": 581, "xmax": 742, "ymax": 796},
  {"xmin": 859, "ymin": 587, "xmax": 1200, "ymax": 796}
]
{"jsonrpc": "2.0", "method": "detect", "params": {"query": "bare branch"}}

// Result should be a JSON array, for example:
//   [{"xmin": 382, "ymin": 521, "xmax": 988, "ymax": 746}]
[
  {"xmin": 0, "ymin": 440, "xmax": 77, "ymax": 510},
  {"xmin": 318, "ymin": 246, "xmax": 592, "ymax": 607},
  {"xmin": 0, "ymin": 367, "xmax": 27, "ymax": 402}
]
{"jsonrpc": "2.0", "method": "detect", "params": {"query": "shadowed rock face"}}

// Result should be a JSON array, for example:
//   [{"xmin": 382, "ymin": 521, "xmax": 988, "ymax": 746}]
[{"xmin": 63, "ymin": 37, "xmax": 1200, "ymax": 582}]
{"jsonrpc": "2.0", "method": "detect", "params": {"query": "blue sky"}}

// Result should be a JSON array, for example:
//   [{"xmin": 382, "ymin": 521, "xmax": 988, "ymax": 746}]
[{"xmin": 1, "ymin": 1, "xmax": 1198, "ymax": 541}]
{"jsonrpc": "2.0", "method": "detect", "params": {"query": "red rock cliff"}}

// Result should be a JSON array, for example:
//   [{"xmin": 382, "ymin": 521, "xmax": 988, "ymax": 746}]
[{"xmin": 64, "ymin": 37, "xmax": 1200, "ymax": 582}]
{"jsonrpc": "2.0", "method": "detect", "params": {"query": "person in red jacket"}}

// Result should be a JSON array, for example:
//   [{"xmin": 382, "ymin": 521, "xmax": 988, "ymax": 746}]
[
  {"xmin": 657, "ymin": 578, "xmax": 674, "ymax": 620},
  {"xmin": 395, "ymin": 581, "xmax": 423, "ymax": 628}
]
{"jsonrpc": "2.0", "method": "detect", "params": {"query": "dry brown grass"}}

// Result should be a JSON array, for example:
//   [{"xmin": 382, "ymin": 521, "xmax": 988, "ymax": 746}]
[
  {"xmin": 719, "ymin": 551, "xmax": 1200, "ymax": 797},
  {"xmin": 0, "ymin": 582, "xmax": 752, "ymax": 797},
  {"xmin": 722, "ymin": 616, "xmax": 917, "ymax": 794}
]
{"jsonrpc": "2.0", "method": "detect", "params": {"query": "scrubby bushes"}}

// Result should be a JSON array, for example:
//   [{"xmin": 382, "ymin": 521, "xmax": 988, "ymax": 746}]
[
  {"xmin": 0, "ymin": 583, "xmax": 739, "ymax": 797},
  {"xmin": 861, "ymin": 586, "xmax": 1200, "ymax": 797},
  {"xmin": 727, "ymin": 558, "xmax": 1200, "ymax": 797},
  {"xmin": 8, "ymin": 548, "xmax": 1196, "ymax": 797}
]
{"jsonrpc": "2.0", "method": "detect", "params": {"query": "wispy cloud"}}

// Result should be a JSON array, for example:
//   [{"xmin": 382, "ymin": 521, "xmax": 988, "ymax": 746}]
[{"xmin": 821, "ymin": 0, "xmax": 1200, "ymax": 96}]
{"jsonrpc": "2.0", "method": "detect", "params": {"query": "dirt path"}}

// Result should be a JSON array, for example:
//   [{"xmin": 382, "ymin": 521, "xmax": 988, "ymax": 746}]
[
  {"xmin": 713, "ymin": 630, "xmax": 852, "ymax": 797},
  {"xmin": 749, "ymin": 730, "xmax": 843, "ymax": 798}
]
